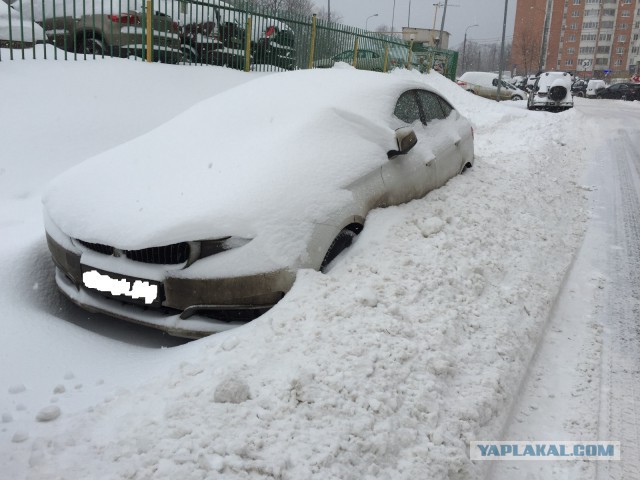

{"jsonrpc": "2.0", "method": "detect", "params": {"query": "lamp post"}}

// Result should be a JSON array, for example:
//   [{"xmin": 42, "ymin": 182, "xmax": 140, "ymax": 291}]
[
  {"xmin": 366, "ymin": 13, "xmax": 379, "ymax": 31},
  {"xmin": 327, "ymin": 0, "xmax": 330, "ymax": 23},
  {"xmin": 462, "ymin": 24, "xmax": 478, "ymax": 73},
  {"xmin": 408, "ymin": 0, "xmax": 412, "ymax": 27},
  {"xmin": 496, "ymin": 0, "xmax": 509, "ymax": 102}
]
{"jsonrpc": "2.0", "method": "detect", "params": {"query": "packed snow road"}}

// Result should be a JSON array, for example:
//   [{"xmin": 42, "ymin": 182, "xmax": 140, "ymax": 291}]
[
  {"xmin": 1, "ymin": 50, "xmax": 639, "ymax": 479},
  {"xmin": 492, "ymin": 99, "xmax": 640, "ymax": 480}
]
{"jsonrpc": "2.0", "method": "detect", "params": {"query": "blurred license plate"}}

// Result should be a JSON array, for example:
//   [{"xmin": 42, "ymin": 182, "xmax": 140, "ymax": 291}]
[{"xmin": 81, "ymin": 267, "xmax": 160, "ymax": 306}]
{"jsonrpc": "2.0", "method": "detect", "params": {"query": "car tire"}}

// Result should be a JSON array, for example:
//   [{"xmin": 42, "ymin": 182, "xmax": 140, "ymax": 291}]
[
  {"xmin": 597, "ymin": 94, "xmax": 603, "ymax": 99},
  {"xmin": 512, "ymin": 95, "xmax": 523, "ymax": 101},
  {"xmin": 321, "ymin": 228, "xmax": 357, "ymax": 272},
  {"xmin": 80, "ymin": 33, "xmax": 104, "ymax": 56},
  {"xmin": 181, "ymin": 46, "xmax": 198, "ymax": 64}
]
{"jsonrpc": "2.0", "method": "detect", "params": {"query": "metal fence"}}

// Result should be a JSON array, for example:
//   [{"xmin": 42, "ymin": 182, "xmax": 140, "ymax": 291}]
[{"xmin": 0, "ymin": 0, "xmax": 458, "ymax": 79}]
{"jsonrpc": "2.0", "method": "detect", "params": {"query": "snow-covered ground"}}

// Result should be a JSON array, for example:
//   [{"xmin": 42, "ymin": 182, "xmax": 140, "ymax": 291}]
[{"xmin": 1, "ymin": 46, "xmax": 639, "ymax": 479}]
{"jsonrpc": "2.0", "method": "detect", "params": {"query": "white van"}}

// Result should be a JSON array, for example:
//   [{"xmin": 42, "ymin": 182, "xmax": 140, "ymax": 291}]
[
  {"xmin": 456, "ymin": 71, "xmax": 527, "ymax": 101},
  {"xmin": 586, "ymin": 79, "xmax": 606, "ymax": 98}
]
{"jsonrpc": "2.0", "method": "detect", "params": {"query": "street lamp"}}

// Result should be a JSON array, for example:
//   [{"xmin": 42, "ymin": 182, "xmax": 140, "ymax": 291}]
[
  {"xmin": 366, "ymin": 13, "xmax": 379, "ymax": 31},
  {"xmin": 408, "ymin": 0, "xmax": 412, "ymax": 27},
  {"xmin": 462, "ymin": 24, "xmax": 478, "ymax": 73},
  {"xmin": 392, "ymin": 0, "xmax": 396, "ymax": 36},
  {"xmin": 496, "ymin": 0, "xmax": 509, "ymax": 102}
]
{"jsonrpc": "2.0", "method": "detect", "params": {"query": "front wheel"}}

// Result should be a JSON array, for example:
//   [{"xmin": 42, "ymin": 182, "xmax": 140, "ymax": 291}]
[
  {"xmin": 511, "ymin": 95, "xmax": 523, "ymax": 101},
  {"xmin": 321, "ymin": 229, "xmax": 357, "ymax": 272}
]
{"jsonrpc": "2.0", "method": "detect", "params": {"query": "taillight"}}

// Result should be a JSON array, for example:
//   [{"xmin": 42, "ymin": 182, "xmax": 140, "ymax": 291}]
[
  {"xmin": 265, "ymin": 26, "xmax": 276, "ymax": 37},
  {"xmin": 457, "ymin": 81, "xmax": 467, "ymax": 87},
  {"xmin": 109, "ymin": 14, "xmax": 140, "ymax": 25},
  {"xmin": 171, "ymin": 21, "xmax": 179, "ymax": 32}
]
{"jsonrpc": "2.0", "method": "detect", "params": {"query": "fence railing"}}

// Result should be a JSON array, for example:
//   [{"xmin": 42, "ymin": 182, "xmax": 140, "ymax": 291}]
[{"xmin": 0, "ymin": 0, "xmax": 458, "ymax": 79}]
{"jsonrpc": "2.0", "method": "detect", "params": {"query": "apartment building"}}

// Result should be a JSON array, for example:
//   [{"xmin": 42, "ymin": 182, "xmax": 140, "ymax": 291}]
[{"xmin": 512, "ymin": 0, "xmax": 640, "ymax": 78}]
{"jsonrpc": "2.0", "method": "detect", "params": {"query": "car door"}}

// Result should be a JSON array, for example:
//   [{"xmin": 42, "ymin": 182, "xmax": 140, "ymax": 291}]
[
  {"xmin": 381, "ymin": 90, "xmax": 438, "ymax": 205},
  {"xmin": 415, "ymin": 90, "xmax": 464, "ymax": 186}
]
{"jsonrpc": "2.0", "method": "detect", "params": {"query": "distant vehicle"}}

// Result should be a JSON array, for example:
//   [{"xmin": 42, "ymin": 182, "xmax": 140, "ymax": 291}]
[
  {"xmin": 43, "ymin": 69, "xmax": 474, "ymax": 338},
  {"xmin": 527, "ymin": 71, "xmax": 574, "ymax": 112},
  {"xmin": 456, "ymin": 71, "xmax": 527, "ymax": 101},
  {"xmin": 314, "ymin": 48, "xmax": 417, "ymax": 72},
  {"xmin": 180, "ymin": 8, "xmax": 250, "ymax": 68},
  {"xmin": 586, "ymin": 79, "xmax": 607, "ymax": 98},
  {"xmin": 596, "ymin": 82, "xmax": 640, "ymax": 101},
  {"xmin": 41, "ymin": 11, "xmax": 184, "ymax": 63},
  {"xmin": 571, "ymin": 79, "xmax": 587, "ymax": 97}
]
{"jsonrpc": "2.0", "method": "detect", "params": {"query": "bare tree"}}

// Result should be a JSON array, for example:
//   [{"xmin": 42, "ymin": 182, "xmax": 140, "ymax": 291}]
[{"xmin": 512, "ymin": 25, "xmax": 540, "ymax": 75}]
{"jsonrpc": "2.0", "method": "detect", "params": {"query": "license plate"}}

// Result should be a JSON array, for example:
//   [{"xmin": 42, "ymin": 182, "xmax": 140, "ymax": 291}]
[{"xmin": 81, "ymin": 267, "xmax": 161, "ymax": 306}]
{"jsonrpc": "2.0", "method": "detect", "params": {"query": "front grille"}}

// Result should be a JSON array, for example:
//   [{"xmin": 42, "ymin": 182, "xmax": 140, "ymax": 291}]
[
  {"xmin": 125, "ymin": 243, "xmax": 190, "ymax": 265},
  {"xmin": 78, "ymin": 240, "xmax": 114, "ymax": 255},
  {"xmin": 78, "ymin": 239, "xmax": 190, "ymax": 265}
]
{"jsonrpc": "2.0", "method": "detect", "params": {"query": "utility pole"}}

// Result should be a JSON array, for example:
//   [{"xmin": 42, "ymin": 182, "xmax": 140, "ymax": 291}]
[
  {"xmin": 496, "ymin": 0, "xmax": 509, "ymax": 102},
  {"xmin": 327, "ymin": 0, "xmax": 330, "ymax": 23},
  {"xmin": 437, "ymin": 0, "xmax": 448, "ymax": 48}
]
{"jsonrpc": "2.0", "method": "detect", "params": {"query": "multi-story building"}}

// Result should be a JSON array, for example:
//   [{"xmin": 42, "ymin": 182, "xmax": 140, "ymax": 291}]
[{"xmin": 512, "ymin": 0, "xmax": 640, "ymax": 79}]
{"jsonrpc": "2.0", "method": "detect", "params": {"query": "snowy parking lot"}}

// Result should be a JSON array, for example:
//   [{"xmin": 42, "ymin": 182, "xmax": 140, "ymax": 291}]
[{"xmin": 1, "ymin": 47, "xmax": 640, "ymax": 479}]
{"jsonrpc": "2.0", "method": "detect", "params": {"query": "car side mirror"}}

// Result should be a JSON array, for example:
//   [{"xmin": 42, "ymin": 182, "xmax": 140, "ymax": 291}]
[{"xmin": 387, "ymin": 127, "xmax": 418, "ymax": 159}]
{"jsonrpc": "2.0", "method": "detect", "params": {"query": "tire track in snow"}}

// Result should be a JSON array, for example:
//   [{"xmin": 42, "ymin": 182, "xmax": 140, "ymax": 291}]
[{"xmin": 598, "ymin": 128, "xmax": 640, "ymax": 480}]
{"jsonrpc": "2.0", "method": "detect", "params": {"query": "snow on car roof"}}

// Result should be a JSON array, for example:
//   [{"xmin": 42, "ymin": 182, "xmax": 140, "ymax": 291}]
[{"xmin": 43, "ymin": 68, "xmax": 442, "ymax": 252}]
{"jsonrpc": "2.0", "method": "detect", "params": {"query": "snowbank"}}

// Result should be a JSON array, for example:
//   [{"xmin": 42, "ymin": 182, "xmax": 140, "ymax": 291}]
[{"xmin": 0, "ymin": 61, "xmax": 591, "ymax": 479}]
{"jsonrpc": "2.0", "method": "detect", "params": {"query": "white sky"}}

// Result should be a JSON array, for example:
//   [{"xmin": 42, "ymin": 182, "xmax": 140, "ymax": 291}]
[{"xmin": 325, "ymin": 0, "xmax": 516, "ymax": 48}]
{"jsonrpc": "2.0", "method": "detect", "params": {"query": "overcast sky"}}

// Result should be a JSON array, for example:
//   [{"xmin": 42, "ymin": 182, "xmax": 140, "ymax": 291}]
[{"xmin": 324, "ymin": 0, "xmax": 516, "ymax": 48}]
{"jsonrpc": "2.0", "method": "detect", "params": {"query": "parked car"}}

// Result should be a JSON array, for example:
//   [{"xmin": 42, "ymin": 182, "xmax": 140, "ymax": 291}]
[
  {"xmin": 0, "ymin": 2, "xmax": 46, "ymax": 49},
  {"xmin": 43, "ymin": 69, "xmax": 474, "ymax": 338},
  {"xmin": 180, "ymin": 14, "xmax": 250, "ymax": 68},
  {"xmin": 41, "ymin": 10, "xmax": 184, "ymax": 63},
  {"xmin": 586, "ymin": 79, "xmax": 606, "ymax": 98},
  {"xmin": 250, "ymin": 19, "xmax": 295, "ymax": 69},
  {"xmin": 456, "ymin": 71, "xmax": 527, "ymax": 101},
  {"xmin": 527, "ymin": 71, "xmax": 574, "ymax": 111},
  {"xmin": 571, "ymin": 79, "xmax": 587, "ymax": 97},
  {"xmin": 314, "ymin": 48, "xmax": 415, "ymax": 72},
  {"xmin": 596, "ymin": 82, "xmax": 640, "ymax": 101}
]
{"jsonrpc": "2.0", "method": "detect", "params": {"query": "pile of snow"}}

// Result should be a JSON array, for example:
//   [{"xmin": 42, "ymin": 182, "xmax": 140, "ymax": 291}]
[{"xmin": 1, "ymin": 59, "xmax": 593, "ymax": 479}]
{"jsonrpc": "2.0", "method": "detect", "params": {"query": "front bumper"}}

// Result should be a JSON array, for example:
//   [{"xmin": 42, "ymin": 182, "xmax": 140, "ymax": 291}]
[{"xmin": 46, "ymin": 233, "xmax": 295, "ymax": 338}]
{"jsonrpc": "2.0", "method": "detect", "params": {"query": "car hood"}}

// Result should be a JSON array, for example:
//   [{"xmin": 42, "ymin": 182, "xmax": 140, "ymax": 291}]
[{"xmin": 43, "ymin": 69, "xmax": 432, "ymax": 252}]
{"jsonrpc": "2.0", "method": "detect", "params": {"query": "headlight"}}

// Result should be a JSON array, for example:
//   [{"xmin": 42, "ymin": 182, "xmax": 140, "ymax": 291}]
[{"xmin": 197, "ymin": 237, "xmax": 252, "ymax": 260}]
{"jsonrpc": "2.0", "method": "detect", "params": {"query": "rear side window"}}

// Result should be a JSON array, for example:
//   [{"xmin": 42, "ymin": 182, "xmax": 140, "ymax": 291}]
[{"xmin": 394, "ymin": 91, "xmax": 421, "ymax": 124}]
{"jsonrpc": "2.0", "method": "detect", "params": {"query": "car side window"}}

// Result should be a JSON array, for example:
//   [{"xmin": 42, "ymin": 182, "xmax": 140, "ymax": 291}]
[
  {"xmin": 416, "ymin": 90, "xmax": 446, "ymax": 122},
  {"xmin": 393, "ymin": 91, "xmax": 421, "ymax": 124}
]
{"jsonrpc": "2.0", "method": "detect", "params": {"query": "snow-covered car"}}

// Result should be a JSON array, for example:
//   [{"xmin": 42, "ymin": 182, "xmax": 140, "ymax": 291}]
[
  {"xmin": 586, "ymin": 79, "xmax": 606, "ymax": 98},
  {"xmin": 456, "ymin": 71, "xmax": 527, "ymax": 101},
  {"xmin": 527, "ymin": 71, "xmax": 574, "ymax": 112},
  {"xmin": 43, "ymin": 69, "xmax": 474, "ymax": 338}
]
